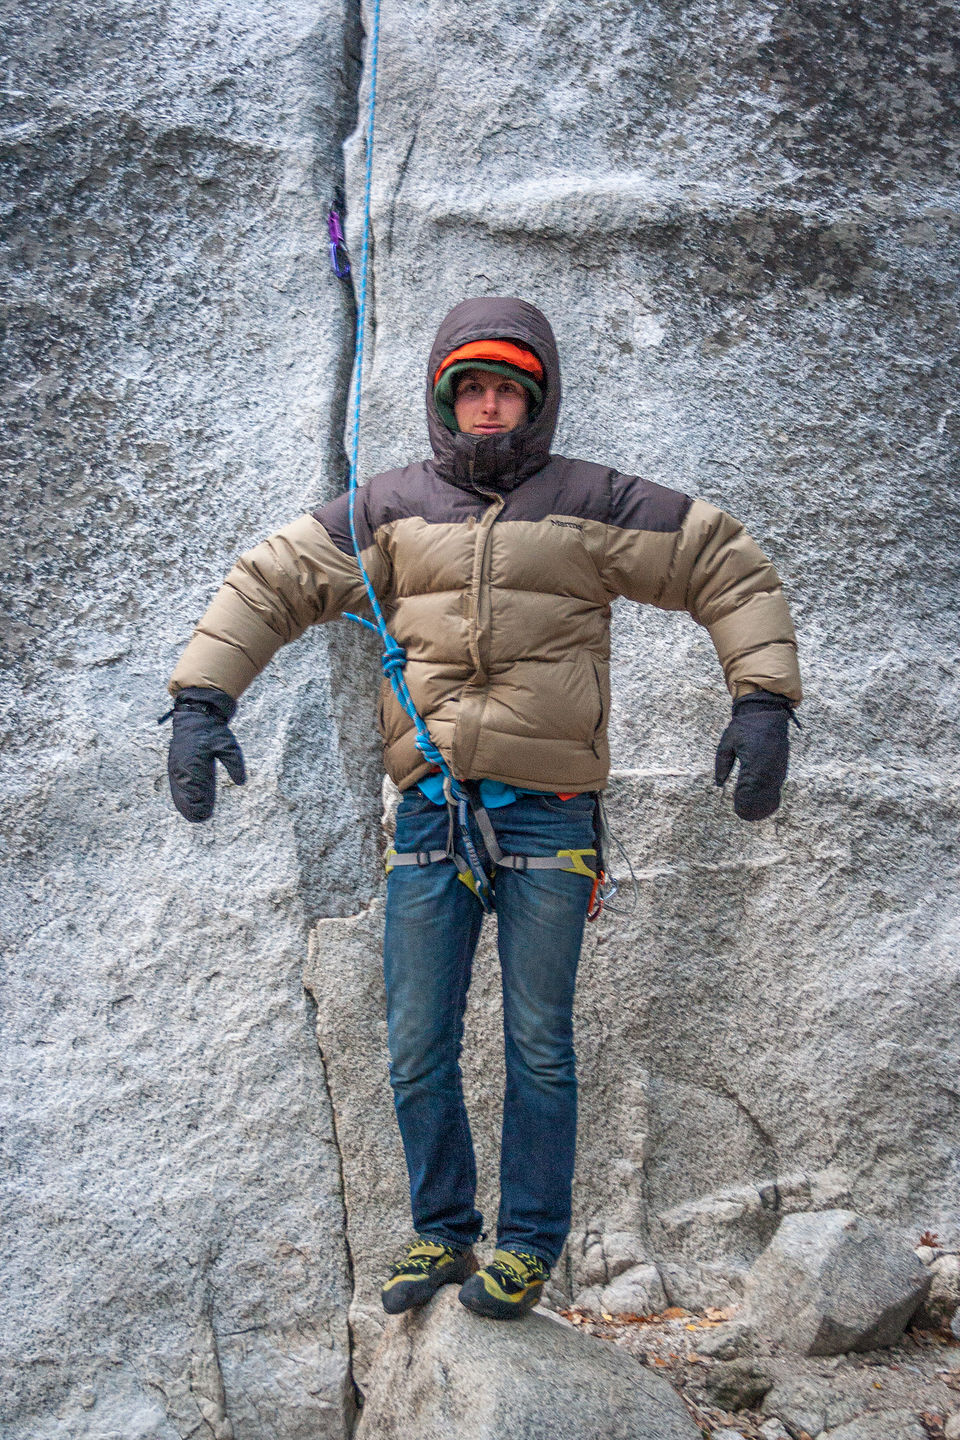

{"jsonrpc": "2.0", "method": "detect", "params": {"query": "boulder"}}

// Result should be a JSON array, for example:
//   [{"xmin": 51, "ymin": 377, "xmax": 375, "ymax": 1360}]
[
  {"xmin": 744, "ymin": 1211, "xmax": 930, "ymax": 1355},
  {"xmin": 915, "ymin": 1253, "xmax": 960, "ymax": 1331},
  {"xmin": 659, "ymin": 1260, "xmax": 749, "ymax": 1312},
  {"xmin": 580, "ymin": 1231, "xmax": 650, "ymax": 1287},
  {"xmin": 691, "ymin": 1320, "xmax": 756, "ymax": 1360},
  {"xmin": 574, "ymin": 1262, "xmax": 668, "ymax": 1317},
  {"xmin": 353, "ymin": 1287, "xmax": 700, "ymax": 1440}
]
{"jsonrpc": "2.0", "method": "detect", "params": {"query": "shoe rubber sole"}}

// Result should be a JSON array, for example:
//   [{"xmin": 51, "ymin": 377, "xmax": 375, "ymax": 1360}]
[
  {"xmin": 381, "ymin": 1249, "xmax": 479, "ymax": 1315},
  {"xmin": 457, "ymin": 1272, "xmax": 545, "ymax": 1320}
]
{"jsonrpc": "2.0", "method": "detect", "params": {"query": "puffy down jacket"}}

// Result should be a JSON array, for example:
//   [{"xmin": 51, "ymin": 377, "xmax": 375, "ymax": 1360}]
[{"xmin": 169, "ymin": 297, "xmax": 801, "ymax": 793}]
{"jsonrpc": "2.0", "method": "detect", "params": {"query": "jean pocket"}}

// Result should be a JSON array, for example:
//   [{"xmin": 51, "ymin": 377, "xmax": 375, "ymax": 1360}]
[{"xmin": 536, "ymin": 791, "xmax": 597, "ymax": 815}]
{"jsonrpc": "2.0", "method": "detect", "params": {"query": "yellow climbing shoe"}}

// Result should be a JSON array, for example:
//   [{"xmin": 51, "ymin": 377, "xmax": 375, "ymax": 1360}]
[
  {"xmin": 458, "ymin": 1247, "xmax": 550, "ymax": 1320},
  {"xmin": 381, "ymin": 1236, "xmax": 478, "ymax": 1315}
]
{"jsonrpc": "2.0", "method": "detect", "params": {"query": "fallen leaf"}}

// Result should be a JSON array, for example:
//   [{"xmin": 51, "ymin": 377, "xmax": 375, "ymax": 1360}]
[
  {"xmin": 919, "ymin": 1230, "xmax": 941, "ymax": 1248},
  {"xmin": 704, "ymin": 1305, "xmax": 737, "ymax": 1322},
  {"xmin": 662, "ymin": 1306, "xmax": 689, "ymax": 1319}
]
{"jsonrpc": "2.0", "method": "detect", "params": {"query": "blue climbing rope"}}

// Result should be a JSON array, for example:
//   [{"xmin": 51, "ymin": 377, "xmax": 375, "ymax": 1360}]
[{"xmin": 338, "ymin": 0, "xmax": 493, "ymax": 907}]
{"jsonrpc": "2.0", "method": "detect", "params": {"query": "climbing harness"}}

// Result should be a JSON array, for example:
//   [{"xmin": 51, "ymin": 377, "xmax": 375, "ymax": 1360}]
[
  {"xmin": 385, "ymin": 778, "xmax": 601, "ymax": 905},
  {"xmin": 333, "ymin": 0, "xmax": 618, "ymax": 916}
]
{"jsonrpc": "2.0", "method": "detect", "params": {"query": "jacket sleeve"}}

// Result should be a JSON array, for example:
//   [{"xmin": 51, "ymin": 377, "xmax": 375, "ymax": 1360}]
[
  {"xmin": 168, "ymin": 488, "xmax": 388, "ymax": 700},
  {"xmin": 601, "ymin": 474, "xmax": 802, "ymax": 703}
]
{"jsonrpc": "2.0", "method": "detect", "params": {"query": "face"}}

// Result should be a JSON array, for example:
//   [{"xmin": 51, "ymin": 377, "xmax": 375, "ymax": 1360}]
[{"xmin": 453, "ymin": 367, "xmax": 530, "ymax": 435}]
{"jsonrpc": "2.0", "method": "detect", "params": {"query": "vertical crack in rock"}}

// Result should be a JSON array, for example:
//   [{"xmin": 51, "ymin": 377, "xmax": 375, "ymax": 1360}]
[
  {"xmin": 296, "ymin": 2, "xmax": 397, "ymax": 1424},
  {"xmin": 385, "ymin": 114, "xmax": 421, "ymax": 258},
  {"xmin": 713, "ymin": 1082, "xmax": 779, "ymax": 1167},
  {"xmin": 288, "ymin": 4, "xmax": 380, "ymax": 1425},
  {"xmin": 322, "ymin": 0, "xmax": 364, "ymax": 501},
  {"xmin": 191, "ymin": 1274, "xmax": 233, "ymax": 1440},
  {"xmin": 302, "ymin": 979, "xmax": 364, "ymax": 1430}
]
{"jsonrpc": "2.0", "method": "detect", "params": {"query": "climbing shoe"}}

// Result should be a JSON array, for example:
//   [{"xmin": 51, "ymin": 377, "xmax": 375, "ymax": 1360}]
[
  {"xmin": 381, "ymin": 1236, "xmax": 478, "ymax": 1315},
  {"xmin": 457, "ymin": 1247, "xmax": 550, "ymax": 1320}
]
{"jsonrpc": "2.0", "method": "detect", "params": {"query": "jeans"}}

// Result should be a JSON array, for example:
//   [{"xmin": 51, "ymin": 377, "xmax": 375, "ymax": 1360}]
[{"xmin": 383, "ymin": 787, "xmax": 596, "ymax": 1268}]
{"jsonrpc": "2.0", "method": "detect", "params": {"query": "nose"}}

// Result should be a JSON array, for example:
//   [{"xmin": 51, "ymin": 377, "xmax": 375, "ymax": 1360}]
[{"xmin": 480, "ymin": 386, "xmax": 500, "ymax": 412}]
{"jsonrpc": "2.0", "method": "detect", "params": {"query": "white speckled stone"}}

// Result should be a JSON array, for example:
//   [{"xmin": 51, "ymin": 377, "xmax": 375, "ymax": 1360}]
[
  {"xmin": 1, "ymin": 2, "xmax": 367, "ymax": 1436},
  {"xmin": 5, "ymin": 0, "xmax": 959, "ymax": 1431},
  {"xmin": 352, "ymin": 1288, "xmax": 699, "ymax": 1440},
  {"xmin": 744, "ymin": 1211, "xmax": 930, "ymax": 1355}
]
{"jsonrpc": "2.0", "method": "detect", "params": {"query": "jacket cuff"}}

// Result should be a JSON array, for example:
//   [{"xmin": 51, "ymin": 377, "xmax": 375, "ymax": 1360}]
[
  {"xmin": 173, "ymin": 686, "xmax": 238, "ymax": 723},
  {"xmin": 731, "ymin": 688, "xmax": 796, "ymax": 715}
]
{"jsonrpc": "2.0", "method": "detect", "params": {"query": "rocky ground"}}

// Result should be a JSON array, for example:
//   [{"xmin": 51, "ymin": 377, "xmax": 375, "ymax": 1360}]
[{"xmin": 553, "ymin": 1305, "xmax": 960, "ymax": 1440}]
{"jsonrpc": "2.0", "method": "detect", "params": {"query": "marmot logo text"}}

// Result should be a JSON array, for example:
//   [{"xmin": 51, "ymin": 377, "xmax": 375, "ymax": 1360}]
[{"xmin": 550, "ymin": 519, "xmax": 584, "ymax": 530}]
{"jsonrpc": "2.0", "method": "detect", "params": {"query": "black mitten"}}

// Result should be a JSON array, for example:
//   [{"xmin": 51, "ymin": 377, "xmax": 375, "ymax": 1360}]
[
  {"xmin": 714, "ymin": 689, "xmax": 796, "ymax": 822},
  {"xmin": 164, "ymin": 687, "xmax": 246, "ymax": 822}
]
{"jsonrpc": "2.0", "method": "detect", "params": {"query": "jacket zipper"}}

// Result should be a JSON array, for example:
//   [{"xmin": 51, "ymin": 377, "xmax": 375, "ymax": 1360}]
[{"xmin": 467, "ymin": 486, "xmax": 503, "ymax": 681}]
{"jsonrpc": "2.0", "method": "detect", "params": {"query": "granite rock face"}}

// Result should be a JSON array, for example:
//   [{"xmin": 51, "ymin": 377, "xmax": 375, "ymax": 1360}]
[
  {"xmin": 1, "ymin": 3, "xmax": 370, "ymax": 1437},
  {"xmin": 352, "ymin": 1287, "xmax": 700, "ymax": 1440},
  {"xmin": 743, "ymin": 1211, "xmax": 931, "ymax": 1355},
  {"xmin": 330, "ymin": 0, "xmax": 960, "ymax": 1345},
  {"xmin": 4, "ymin": 0, "xmax": 960, "ymax": 1433}
]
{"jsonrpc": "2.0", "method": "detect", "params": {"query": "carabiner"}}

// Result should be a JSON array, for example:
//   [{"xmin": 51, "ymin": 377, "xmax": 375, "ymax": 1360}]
[{"xmin": 327, "ymin": 207, "xmax": 351, "ymax": 279}]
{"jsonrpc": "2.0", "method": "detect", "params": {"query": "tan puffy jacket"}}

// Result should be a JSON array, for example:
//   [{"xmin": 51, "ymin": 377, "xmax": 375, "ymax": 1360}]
[{"xmin": 169, "ymin": 297, "xmax": 801, "ymax": 793}]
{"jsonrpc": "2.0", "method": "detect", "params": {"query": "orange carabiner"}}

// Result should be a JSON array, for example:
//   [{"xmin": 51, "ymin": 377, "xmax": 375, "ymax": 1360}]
[{"xmin": 586, "ymin": 870, "xmax": 605, "ymax": 923}]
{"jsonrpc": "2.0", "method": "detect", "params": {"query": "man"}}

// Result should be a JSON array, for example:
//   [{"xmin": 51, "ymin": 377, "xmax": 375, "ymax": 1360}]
[{"xmin": 165, "ymin": 296, "xmax": 801, "ymax": 1321}]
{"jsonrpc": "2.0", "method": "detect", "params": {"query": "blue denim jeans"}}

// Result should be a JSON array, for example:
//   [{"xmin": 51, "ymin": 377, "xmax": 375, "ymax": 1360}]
[{"xmin": 383, "ymin": 787, "xmax": 596, "ymax": 1268}]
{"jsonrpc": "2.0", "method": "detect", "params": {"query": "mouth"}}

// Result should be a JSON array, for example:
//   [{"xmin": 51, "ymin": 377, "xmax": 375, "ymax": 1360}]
[{"xmin": 473, "ymin": 423, "xmax": 506, "ymax": 433}]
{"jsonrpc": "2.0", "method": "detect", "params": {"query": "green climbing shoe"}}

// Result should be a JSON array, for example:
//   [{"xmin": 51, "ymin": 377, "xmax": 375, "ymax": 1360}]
[
  {"xmin": 457, "ymin": 1247, "xmax": 550, "ymax": 1320},
  {"xmin": 381, "ymin": 1236, "xmax": 479, "ymax": 1315}
]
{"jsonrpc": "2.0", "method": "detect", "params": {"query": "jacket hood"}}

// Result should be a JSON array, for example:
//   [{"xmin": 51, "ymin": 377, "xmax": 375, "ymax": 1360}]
[{"xmin": 425, "ymin": 297, "xmax": 561, "ymax": 492}]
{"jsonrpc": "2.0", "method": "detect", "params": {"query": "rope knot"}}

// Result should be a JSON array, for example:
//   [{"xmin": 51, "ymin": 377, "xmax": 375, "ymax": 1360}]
[
  {"xmin": 414, "ymin": 729, "xmax": 445, "ymax": 767},
  {"xmin": 380, "ymin": 637, "xmax": 407, "ymax": 680}
]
